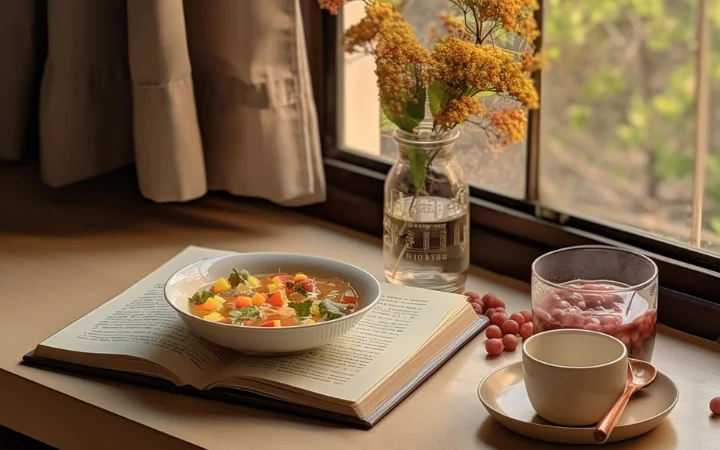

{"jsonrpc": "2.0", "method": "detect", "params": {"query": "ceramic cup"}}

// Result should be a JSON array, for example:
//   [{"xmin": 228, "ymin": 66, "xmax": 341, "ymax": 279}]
[{"xmin": 522, "ymin": 328, "xmax": 628, "ymax": 426}]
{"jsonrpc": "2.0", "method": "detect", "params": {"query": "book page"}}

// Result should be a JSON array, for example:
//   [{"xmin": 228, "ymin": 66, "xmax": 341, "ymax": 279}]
[
  {"xmin": 218, "ymin": 284, "xmax": 462, "ymax": 402},
  {"xmin": 37, "ymin": 246, "xmax": 239, "ymax": 387}
]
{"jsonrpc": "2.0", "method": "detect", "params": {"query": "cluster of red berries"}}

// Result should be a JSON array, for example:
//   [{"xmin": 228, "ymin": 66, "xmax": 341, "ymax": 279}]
[
  {"xmin": 465, "ymin": 291, "xmax": 535, "ymax": 356},
  {"xmin": 467, "ymin": 291, "xmax": 720, "ymax": 414}
]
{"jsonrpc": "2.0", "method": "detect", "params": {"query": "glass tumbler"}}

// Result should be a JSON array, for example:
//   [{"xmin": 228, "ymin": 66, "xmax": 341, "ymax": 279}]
[{"xmin": 531, "ymin": 245, "xmax": 659, "ymax": 361}]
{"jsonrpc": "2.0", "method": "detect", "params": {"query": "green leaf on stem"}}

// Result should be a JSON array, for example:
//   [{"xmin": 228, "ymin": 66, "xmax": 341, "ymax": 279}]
[
  {"xmin": 380, "ymin": 110, "xmax": 399, "ymax": 131},
  {"xmin": 407, "ymin": 147, "xmax": 428, "ymax": 193},
  {"xmin": 380, "ymin": 72, "xmax": 426, "ymax": 132},
  {"xmin": 429, "ymin": 80, "xmax": 446, "ymax": 116}
]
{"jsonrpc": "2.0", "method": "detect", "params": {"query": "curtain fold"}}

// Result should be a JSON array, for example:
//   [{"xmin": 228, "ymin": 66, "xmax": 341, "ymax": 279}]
[
  {"xmin": 40, "ymin": 0, "xmax": 134, "ymax": 187},
  {"xmin": 126, "ymin": 0, "xmax": 206, "ymax": 202},
  {"xmin": 0, "ymin": 0, "xmax": 325, "ymax": 206},
  {"xmin": 0, "ymin": 1, "xmax": 45, "ymax": 161}
]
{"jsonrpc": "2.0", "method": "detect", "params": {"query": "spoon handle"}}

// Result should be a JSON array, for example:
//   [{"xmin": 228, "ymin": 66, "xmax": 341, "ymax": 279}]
[{"xmin": 594, "ymin": 385, "xmax": 637, "ymax": 443}]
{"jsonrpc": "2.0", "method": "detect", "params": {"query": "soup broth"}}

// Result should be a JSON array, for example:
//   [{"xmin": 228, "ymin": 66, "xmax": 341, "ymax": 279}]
[{"xmin": 188, "ymin": 269, "xmax": 359, "ymax": 327}]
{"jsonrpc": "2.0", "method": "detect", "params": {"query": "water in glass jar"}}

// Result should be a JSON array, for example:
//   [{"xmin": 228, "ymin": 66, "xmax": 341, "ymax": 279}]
[{"xmin": 383, "ymin": 196, "xmax": 469, "ymax": 293}]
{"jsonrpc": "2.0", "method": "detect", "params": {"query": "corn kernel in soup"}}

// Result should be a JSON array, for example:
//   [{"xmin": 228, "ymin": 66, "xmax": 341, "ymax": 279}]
[{"xmin": 188, "ymin": 270, "xmax": 359, "ymax": 327}]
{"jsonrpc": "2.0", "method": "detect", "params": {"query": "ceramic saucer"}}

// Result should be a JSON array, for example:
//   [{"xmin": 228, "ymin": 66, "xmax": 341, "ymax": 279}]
[{"xmin": 477, "ymin": 361, "xmax": 679, "ymax": 444}]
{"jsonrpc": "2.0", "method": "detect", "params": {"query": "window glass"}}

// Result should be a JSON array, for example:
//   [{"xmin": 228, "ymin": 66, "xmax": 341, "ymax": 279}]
[{"xmin": 538, "ymin": 0, "xmax": 720, "ymax": 255}]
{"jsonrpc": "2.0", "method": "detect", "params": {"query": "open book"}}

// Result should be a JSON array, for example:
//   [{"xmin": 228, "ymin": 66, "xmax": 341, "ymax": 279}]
[{"xmin": 23, "ymin": 246, "xmax": 487, "ymax": 428}]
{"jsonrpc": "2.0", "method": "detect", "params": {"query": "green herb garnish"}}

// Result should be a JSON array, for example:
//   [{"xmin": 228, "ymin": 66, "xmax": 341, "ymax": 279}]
[
  {"xmin": 189, "ymin": 290, "xmax": 215, "ymax": 304},
  {"xmin": 228, "ymin": 269, "xmax": 242, "ymax": 288},
  {"xmin": 228, "ymin": 306, "xmax": 261, "ymax": 324},
  {"xmin": 229, "ymin": 268, "xmax": 254, "ymax": 290},
  {"xmin": 318, "ymin": 300, "xmax": 349, "ymax": 321},
  {"xmin": 289, "ymin": 300, "xmax": 313, "ymax": 319}
]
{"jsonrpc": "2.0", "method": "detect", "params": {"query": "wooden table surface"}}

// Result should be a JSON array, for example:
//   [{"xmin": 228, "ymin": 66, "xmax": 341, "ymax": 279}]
[{"xmin": 1, "ymin": 165, "xmax": 719, "ymax": 449}]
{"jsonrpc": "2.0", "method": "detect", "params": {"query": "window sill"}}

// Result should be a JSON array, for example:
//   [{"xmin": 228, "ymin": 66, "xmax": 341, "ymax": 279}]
[
  {"xmin": 301, "ymin": 157, "xmax": 720, "ymax": 341},
  {"xmin": 1, "ymin": 162, "xmax": 718, "ymax": 449}
]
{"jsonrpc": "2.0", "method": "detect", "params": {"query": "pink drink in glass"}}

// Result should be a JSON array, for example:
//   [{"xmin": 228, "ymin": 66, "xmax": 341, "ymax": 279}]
[{"xmin": 533, "ymin": 280, "xmax": 656, "ymax": 361}]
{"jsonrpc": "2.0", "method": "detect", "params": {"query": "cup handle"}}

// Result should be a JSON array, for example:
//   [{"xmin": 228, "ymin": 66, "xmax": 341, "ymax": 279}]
[{"xmin": 594, "ymin": 385, "xmax": 637, "ymax": 444}]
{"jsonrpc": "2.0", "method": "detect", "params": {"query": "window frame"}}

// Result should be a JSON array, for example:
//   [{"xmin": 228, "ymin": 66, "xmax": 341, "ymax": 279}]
[{"xmin": 299, "ymin": 2, "xmax": 720, "ymax": 341}]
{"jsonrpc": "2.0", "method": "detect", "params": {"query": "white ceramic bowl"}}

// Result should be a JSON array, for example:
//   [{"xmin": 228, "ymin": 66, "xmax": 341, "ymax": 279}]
[{"xmin": 164, "ymin": 252, "xmax": 382, "ymax": 355}]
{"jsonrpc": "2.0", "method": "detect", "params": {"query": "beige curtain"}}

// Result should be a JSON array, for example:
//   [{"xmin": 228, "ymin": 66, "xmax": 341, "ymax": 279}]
[{"xmin": 0, "ymin": 0, "xmax": 325, "ymax": 206}]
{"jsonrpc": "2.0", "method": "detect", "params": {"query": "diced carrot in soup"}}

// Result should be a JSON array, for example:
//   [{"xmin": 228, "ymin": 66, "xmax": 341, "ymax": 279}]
[
  {"xmin": 235, "ymin": 296, "xmax": 253, "ymax": 308},
  {"xmin": 341, "ymin": 296, "xmax": 357, "ymax": 305},
  {"xmin": 252, "ymin": 292, "xmax": 267, "ymax": 305},
  {"xmin": 268, "ymin": 290, "xmax": 288, "ymax": 307},
  {"xmin": 198, "ymin": 297, "xmax": 222, "ymax": 311},
  {"xmin": 261, "ymin": 320, "xmax": 281, "ymax": 328}
]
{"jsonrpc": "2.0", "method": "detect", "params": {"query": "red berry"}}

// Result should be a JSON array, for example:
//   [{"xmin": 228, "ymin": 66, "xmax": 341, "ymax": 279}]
[
  {"xmin": 561, "ymin": 312, "xmax": 585, "ymax": 328},
  {"xmin": 534, "ymin": 307, "xmax": 551, "ymax": 322},
  {"xmin": 710, "ymin": 397, "xmax": 720, "ymax": 416},
  {"xmin": 556, "ymin": 300, "xmax": 571, "ymax": 310},
  {"xmin": 501, "ymin": 319, "xmax": 520, "ymax": 335},
  {"xmin": 519, "ymin": 310, "xmax": 532, "ymax": 323},
  {"xmin": 490, "ymin": 312, "xmax": 509, "ymax": 327},
  {"xmin": 471, "ymin": 301, "xmax": 484, "ymax": 315},
  {"xmin": 483, "ymin": 293, "xmax": 506, "ymax": 309},
  {"xmin": 299, "ymin": 280, "xmax": 314, "ymax": 292},
  {"xmin": 502, "ymin": 334, "xmax": 519, "ymax": 351},
  {"xmin": 485, "ymin": 338, "xmax": 504, "ymax": 356},
  {"xmin": 486, "ymin": 325, "xmax": 502, "ymax": 339},
  {"xmin": 464, "ymin": 291, "xmax": 480, "ymax": 303},
  {"xmin": 551, "ymin": 308, "xmax": 566, "ymax": 321},
  {"xmin": 509, "ymin": 312, "xmax": 526, "ymax": 326},
  {"xmin": 484, "ymin": 308, "xmax": 496, "ymax": 318},
  {"xmin": 519, "ymin": 322, "xmax": 534, "ymax": 339}
]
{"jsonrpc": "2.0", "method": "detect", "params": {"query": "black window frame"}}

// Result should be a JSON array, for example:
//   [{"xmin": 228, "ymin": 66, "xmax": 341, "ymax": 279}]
[{"xmin": 299, "ymin": 2, "xmax": 720, "ymax": 341}]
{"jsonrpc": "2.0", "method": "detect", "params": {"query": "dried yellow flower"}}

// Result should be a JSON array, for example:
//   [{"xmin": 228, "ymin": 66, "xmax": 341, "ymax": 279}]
[
  {"xmin": 318, "ymin": 0, "xmax": 542, "ymax": 148},
  {"xmin": 428, "ymin": 11, "xmax": 474, "ymax": 42},
  {"xmin": 434, "ymin": 96, "xmax": 483, "ymax": 129},
  {"xmin": 520, "ymin": 51, "xmax": 544, "ymax": 72},
  {"xmin": 344, "ymin": 1, "xmax": 430, "ymax": 118},
  {"xmin": 458, "ymin": 0, "xmax": 540, "ymax": 43},
  {"xmin": 481, "ymin": 108, "xmax": 528, "ymax": 148},
  {"xmin": 432, "ymin": 37, "xmax": 539, "ymax": 109},
  {"xmin": 318, "ymin": 0, "xmax": 344, "ymax": 15}
]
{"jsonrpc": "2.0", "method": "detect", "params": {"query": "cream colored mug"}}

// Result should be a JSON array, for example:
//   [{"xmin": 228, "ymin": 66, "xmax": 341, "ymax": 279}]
[{"xmin": 522, "ymin": 328, "xmax": 628, "ymax": 426}]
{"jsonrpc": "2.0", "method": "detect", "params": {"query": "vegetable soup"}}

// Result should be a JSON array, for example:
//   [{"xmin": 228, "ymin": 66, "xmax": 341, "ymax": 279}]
[{"xmin": 188, "ymin": 269, "xmax": 359, "ymax": 327}]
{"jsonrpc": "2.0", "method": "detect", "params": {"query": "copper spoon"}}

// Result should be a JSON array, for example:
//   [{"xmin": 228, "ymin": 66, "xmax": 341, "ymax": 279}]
[{"xmin": 594, "ymin": 360, "xmax": 658, "ymax": 443}]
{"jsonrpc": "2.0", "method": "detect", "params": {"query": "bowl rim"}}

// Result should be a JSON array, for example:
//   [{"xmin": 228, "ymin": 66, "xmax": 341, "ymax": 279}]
[{"xmin": 163, "ymin": 252, "xmax": 382, "ymax": 331}]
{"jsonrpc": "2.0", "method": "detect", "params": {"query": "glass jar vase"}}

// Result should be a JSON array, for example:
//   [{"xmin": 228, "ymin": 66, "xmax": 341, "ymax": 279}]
[
  {"xmin": 382, "ymin": 120, "xmax": 469, "ymax": 294},
  {"xmin": 531, "ymin": 245, "xmax": 659, "ymax": 361}
]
